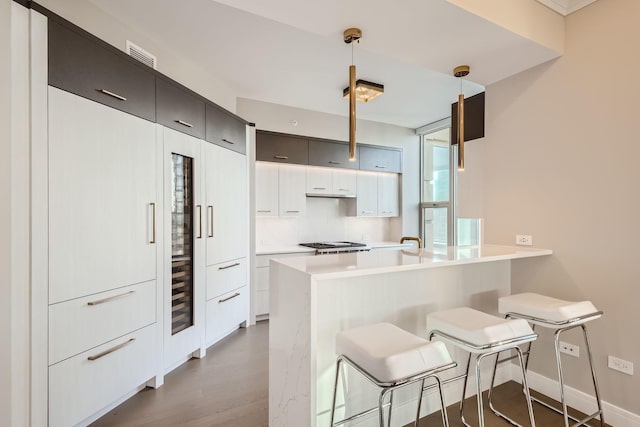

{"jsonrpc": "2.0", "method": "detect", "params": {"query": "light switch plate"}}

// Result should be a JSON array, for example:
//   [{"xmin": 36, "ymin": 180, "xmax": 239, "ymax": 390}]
[{"xmin": 516, "ymin": 235, "xmax": 533, "ymax": 246}]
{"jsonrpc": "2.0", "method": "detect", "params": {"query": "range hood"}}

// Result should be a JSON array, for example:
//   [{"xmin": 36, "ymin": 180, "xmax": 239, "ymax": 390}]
[{"xmin": 305, "ymin": 192, "xmax": 356, "ymax": 199}]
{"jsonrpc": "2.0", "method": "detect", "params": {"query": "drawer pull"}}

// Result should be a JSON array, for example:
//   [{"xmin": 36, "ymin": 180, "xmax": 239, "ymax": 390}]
[
  {"xmin": 274, "ymin": 155, "xmax": 289, "ymax": 160},
  {"xmin": 197, "ymin": 205, "xmax": 203, "ymax": 239},
  {"xmin": 257, "ymin": 210, "xmax": 272, "ymax": 213},
  {"xmin": 328, "ymin": 161, "xmax": 341, "ymax": 165},
  {"xmin": 98, "ymin": 89, "xmax": 127, "ymax": 101},
  {"xmin": 219, "ymin": 292, "xmax": 241, "ymax": 303},
  {"xmin": 222, "ymin": 138, "xmax": 235, "ymax": 145},
  {"xmin": 176, "ymin": 120, "xmax": 194, "ymax": 128},
  {"xmin": 338, "ymin": 188, "xmax": 349, "ymax": 191},
  {"xmin": 87, "ymin": 290, "xmax": 136, "ymax": 306},
  {"xmin": 208, "ymin": 205, "xmax": 214, "ymax": 238},
  {"xmin": 285, "ymin": 210, "xmax": 300, "ymax": 213},
  {"xmin": 313, "ymin": 187, "xmax": 327, "ymax": 190},
  {"xmin": 375, "ymin": 165, "xmax": 386, "ymax": 169},
  {"xmin": 87, "ymin": 338, "xmax": 135, "ymax": 361},
  {"xmin": 218, "ymin": 262, "xmax": 240, "ymax": 270},
  {"xmin": 149, "ymin": 202, "xmax": 156, "ymax": 244}
]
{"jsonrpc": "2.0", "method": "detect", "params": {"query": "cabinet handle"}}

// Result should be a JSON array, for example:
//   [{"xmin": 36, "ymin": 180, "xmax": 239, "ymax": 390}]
[
  {"xmin": 222, "ymin": 138, "xmax": 235, "ymax": 145},
  {"xmin": 208, "ymin": 205, "xmax": 214, "ymax": 238},
  {"xmin": 328, "ymin": 161, "xmax": 341, "ymax": 165},
  {"xmin": 87, "ymin": 338, "xmax": 135, "ymax": 361},
  {"xmin": 285, "ymin": 210, "xmax": 300, "ymax": 213},
  {"xmin": 257, "ymin": 210, "xmax": 272, "ymax": 213},
  {"xmin": 218, "ymin": 262, "xmax": 240, "ymax": 270},
  {"xmin": 362, "ymin": 210, "xmax": 374, "ymax": 214},
  {"xmin": 197, "ymin": 205, "xmax": 203, "ymax": 238},
  {"xmin": 98, "ymin": 89, "xmax": 127, "ymax": 101},
  {"xmin": 274, "ymin": 155, "xmax": 289, "ymax": 160},
  {"xmin": 375, "ymin": 165, "xmax": 386, "ymax": 169},
  {"xmin": 175, "ymin": 120, "xmax": 193, "ymax": 128},
  {"xmin": 313, "ymin": 187, "xmax": 327, "ymax": 190},
  {"xmin": 87, "ymin": 290, "xmax": 136, "ymax": 306},
  {"xmin": 219, "ymin": 292, "xmax": 241, "ymax": 303},
  {"xmin": 149, "ymin": 202, "xmax": 156, "ymax": 244},
  {"xmin": 338, "ymin": 188, "xmax": 349, "ymax": 191}
]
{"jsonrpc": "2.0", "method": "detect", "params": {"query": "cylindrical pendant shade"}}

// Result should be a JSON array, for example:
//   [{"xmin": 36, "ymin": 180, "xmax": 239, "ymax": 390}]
[
  {"xmin": 457, "ymin": 93, "xmax": 465, "ymax": 171},
  {"xmin": 349, "ymin": 64, "xmax": 357, "ymax": 161}
]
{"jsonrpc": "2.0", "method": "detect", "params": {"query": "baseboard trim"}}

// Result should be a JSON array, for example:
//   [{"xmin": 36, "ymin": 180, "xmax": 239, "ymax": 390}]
[{"xmin": 510, "ymin": 365, "xmax": 640, "ymax": 427}]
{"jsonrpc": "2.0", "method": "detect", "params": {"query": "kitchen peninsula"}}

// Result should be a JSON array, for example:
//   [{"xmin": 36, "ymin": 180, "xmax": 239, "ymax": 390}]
[{"xmin": 268, "ymin": 245, "xmax": 552, "ymax": 427}]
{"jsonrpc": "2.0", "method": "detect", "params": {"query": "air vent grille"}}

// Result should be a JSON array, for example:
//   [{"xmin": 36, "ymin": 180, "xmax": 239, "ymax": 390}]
[{"xmin": 126, "ymin": 40, "xmax": 157, "ymax": 70}]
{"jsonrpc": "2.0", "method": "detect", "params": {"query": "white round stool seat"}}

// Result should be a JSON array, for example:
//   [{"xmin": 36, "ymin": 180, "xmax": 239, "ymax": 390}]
[
  {"xmin": 499, "ymin": 293, "xmax": 600, "ymax": 328},
  {"xmin": 336, "ymin": 322, "xmax": 453, "ymax": 384},
  {"xmin": 427, "ymin": 307, "xmax": 535, "ymax": 353}
]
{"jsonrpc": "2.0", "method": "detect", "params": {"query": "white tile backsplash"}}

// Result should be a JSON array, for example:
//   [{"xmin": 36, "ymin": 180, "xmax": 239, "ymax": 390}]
[{"xmin": 256, "ymin": 197, "xmax": 391, "ymax": 245}]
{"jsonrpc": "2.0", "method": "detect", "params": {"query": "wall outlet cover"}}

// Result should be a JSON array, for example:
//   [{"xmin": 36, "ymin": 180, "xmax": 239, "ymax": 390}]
[{"xmin": 515, "ymin": 235, "xmax": 533, "ymax": 246}]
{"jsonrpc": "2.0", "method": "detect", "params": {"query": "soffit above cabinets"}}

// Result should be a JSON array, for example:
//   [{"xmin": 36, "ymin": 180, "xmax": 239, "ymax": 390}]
[
  {"xmin": 85, "ymin": 0, "xmax": 565, "ymax": 128},
  {"xmin": 536, "ymin": 0, "xmax": 599, "ymax": 16}
]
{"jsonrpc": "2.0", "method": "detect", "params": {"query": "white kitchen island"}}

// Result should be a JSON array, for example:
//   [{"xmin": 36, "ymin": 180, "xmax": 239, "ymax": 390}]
[{"xmin": 268, "ymin": 244, "xmax": 552, "ymax": 427}]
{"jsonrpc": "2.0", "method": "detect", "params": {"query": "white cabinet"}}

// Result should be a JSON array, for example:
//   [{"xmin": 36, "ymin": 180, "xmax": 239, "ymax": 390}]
[
  {"xmin": 48, "ymin": 87, "xmax": 158, "ymax": 304},
  {"xmin": 378, "ymin": 173, "xmax": 400, "ymax": 217},
  {"xmin": 255, "ymin": 162, "xmax": 279, "ymax": 216},
  {"xmin": 354, "ymin": 172, "xmax": 379, "ymax": 216},
  {"xmin": 256, "ymin": 162, "xmax": 307, "ymax": 217},
  {"xmin": 306, "ymin": 167, "xmax": 357, "ymax": 197},
  {"xmin": 279, "ymin": 165, "xmax": 307, "ymax": 216},
  {"xmin": 254, "ymin": 252, "xmax": 311, "ymax": 318},
  {"xmin": 206, "ymin": 286, "xmax": 248, "ymax": 344},
  {"xmin": 205, "ymin": 143, "xmax": 248, "ymax": 265}
]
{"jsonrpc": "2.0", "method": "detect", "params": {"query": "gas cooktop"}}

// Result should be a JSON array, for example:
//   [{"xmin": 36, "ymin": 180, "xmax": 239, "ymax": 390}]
[{"xmin": 299, "ymin": 241, "xmax": 370, "ymax": 254}]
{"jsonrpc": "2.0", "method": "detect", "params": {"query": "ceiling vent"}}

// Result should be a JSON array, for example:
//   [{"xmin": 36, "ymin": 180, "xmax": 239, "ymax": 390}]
[{"xmin": 126, "ymin": 40, "xmax": 157, "ymax": 70}]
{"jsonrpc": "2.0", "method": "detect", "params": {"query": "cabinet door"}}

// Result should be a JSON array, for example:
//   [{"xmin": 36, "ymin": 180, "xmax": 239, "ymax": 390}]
[
  {"xmin": 279, "ymin": 165, "xmax": 307, "ymax": 216},
  {"xmin": 332, "ymin": 170, "xmax": 357, "ymax": 197},
  {"xmin": 378, "ymin": 173, "xmax": 400, "ymax": 217},
  {"xmin": 355, "ymin": 172, "xmax": 378, "ymax": 216},
  {"xmin": 205, "ymin": 103, "xmax": 246, "ymax": 154},
  {"xmin": 255, "ymin": 162, "xmax": 279, "ymax": 216},
  {"xmin": 48, "ymin": 87, "xmax": 157, "ymax": 304},
  {"xmin": 308, "ymin": 139, "xmax": 358, "ymax": 170},
  {"xmin": 359, "ymin": 146, "xmax": 402, "ymax": 173},
  {"xmin": 205, "ymin": 143, "xmax": 248, "ymax": 265},
  {"xmin": 256, "ymin": 131, "xmax": 308, "ymax": 164},
  {"xmin": 306, "ymin": 167, "xmax": 333, "ymax": 195},
  {"xmin": 156, "ymin": 78, "xmax": 206, "ymax": 139}
]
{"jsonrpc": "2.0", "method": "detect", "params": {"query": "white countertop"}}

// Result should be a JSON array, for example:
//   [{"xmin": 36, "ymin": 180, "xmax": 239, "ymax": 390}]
[
  {"xmin": 272, "ymin": 244, "xmax": 552, "ymax": 279},
  {"xmin": 255, "ymin": 241, "xmax": 411, "ymax": 256}
]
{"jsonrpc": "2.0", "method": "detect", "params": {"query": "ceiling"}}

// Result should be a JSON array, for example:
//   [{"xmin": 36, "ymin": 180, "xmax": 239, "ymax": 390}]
[{"xmin": 88, "ymin": 0, "xmax": 568, "ymax": 129}]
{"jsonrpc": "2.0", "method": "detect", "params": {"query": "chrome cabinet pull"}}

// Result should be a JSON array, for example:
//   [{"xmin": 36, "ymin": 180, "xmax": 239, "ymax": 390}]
[
  {"xmin": 218, "ymin": 292, "xmax": 240, "ymax": 303},
  {"xmin": 98, "ymin": 89, "xmax": 127, "ymax": 101},
  {"xmin": 257, "ymin": 210, "xmax": 272, "ymax": 213},
  {"xmin": 313, "ymin": 187, "xmax": 327, "ymax": 190},
  {"xmin": 338, "ymin": 188, "xmax": 349, "ymax": 191},
  {"xmin": 218, "ymin": 262, "xmax": 240, "ymax": 271},
  {"xmin": 87, "ymin": 338, "xmax": 135, "ymax": 361},
  {"xmin": 87, "ymin": 291, "xmax": 136, "ymax": 306},
  {"xmin": 197, "ymin": 205, "xmax": 203, "ymax": 238},
  {"xmin": 175, "ymin": 120, "xmax": 193, "ymax": 128},
  {"xmin": 328, "ymin": 161, "xmax": 341, "ymax": 165},
  {"xmin": 274, "ymin": 155, "xmax": 289, "ymax": 160},
  {"xmin": 375, "ymin": 165, "xmax": 386, "ymax": 169},
  {"xmin": 208, "ymin": 205, "xmax": 214, "ymax": 238},
  {"xmin": 149, "ymin": 202, "xmax": 156, "ymax": 244},
  {"xmin": 285, "ymin": 210, "xmax": 300, "ymax": 213},
  {"xmin": 222, "ymin": 138, "xmax": 235, "ymax": 145}
]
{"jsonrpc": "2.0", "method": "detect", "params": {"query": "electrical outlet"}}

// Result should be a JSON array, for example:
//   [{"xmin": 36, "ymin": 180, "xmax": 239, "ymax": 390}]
[
  {"xmin": 608, "ymin": 356, "xmax": 634, "ymax": 375},
  {"xmin": 559, "ymin": 341, "xmax": 580, "ymax": 358},
  {"xmin": 515, "ymin": 235, "xmax": 533, "ymax": 246}
]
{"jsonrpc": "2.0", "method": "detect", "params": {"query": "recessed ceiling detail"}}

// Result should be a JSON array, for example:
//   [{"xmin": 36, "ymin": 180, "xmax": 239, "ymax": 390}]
[{"xmin": 536, "ymin": 0, "xmax": 599, "ymax": 16}]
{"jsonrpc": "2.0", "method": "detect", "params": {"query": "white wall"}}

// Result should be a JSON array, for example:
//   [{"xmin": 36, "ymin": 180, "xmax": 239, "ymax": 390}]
[
  {"xmin": 37, "ymin": 0, "xmax": 238, "ymax": 113},
  {"xmin": 0, "ymin": 0, "xmax": 12, "ymax": 425},
  {"xmin": 238, "ymin": 98, "xmax": 421, "ymax": 243},
  {"xmin": 459, "ymin": 0, "xmax": 640, "ymax": 416}
]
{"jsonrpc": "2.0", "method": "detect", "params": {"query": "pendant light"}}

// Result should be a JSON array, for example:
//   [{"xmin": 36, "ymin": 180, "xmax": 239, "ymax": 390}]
[
  {"xmin": 344, "ymin": 28, "xmax": 362, "ymax": 162},
  {"xmin": 454, "ymin": 65, "xmax": 470, "ymax": 171}
]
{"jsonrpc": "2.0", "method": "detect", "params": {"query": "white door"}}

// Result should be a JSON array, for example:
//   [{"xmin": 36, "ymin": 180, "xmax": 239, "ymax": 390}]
[
  {"xmin": 279, "ymin": 165, "xmax": 306, "ymax": 216},
  {"xmin": 306, "ymin": 167, "xmax": 332, "ymax": 195},
  {"xmin": 48, "ymin": 87, "xmax": 158, "ymax": 304},
  {"xmin": 332, "ymin": 170, "xmax": 357, "ymax": 196},
  {"xmin": 255, "ymin": 162, "xmax": 279, "ymax": 216},
  {"xmin": 163, "ymin": 127, "xmax": 206, "ymax": 370},
  {"xmin": 378, "ymin": 173, "xmax": 399, "ymax": 217},
  {"xmin": 355, "ymin": 171, "xmax": 378, "ymax": 216},
  {"xmin": 205, "ymin": 144, "xmax": 248, "ymax": 265}
]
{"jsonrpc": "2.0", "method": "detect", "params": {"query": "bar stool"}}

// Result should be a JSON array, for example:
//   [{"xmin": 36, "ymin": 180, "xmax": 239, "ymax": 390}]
[
  {"xmin": 329, "ymin": 322, "xmax": 457, "ymax": 427},
  {"xmin": 427, "ymin": 307, "xmax": 538, "ymax": 427},
  {"xmin": 494, "ymin": 293, "xmax": 605, "ymax": 427}
]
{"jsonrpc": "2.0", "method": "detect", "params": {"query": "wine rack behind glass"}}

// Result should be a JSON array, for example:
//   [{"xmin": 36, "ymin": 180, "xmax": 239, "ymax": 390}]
[{"xmin": 171, "ymin": 153, "xmax": 194, "ymax": 335}]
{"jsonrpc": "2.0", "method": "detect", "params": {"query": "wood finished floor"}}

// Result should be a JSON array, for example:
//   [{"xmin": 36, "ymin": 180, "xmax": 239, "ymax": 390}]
[{"xmin": 92, "ymin": 321, "xmax": 607, "ymax": 427}]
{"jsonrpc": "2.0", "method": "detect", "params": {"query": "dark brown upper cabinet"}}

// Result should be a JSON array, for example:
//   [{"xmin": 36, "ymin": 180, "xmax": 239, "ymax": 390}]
[
  {"xmin": 359, "ymin": 146, "xmax": 402, "ymax": 173},
  {"xmin": 48, "ymin": 20, "xmax": 156, "ymax": 122},
  {"xmin": 308, "ymin": 139, "xmax": 358, "ymax": 170},
  {"xmin": 256, "ymin": 131, "xmax": 309, "ymax": 165},
  {"xmin": 205, "ymin": 104, "xmax": 246, "ymax": 155},
  {"xmin": 156, "ymin": 78, "xmax": 206, "ymax": 139}
]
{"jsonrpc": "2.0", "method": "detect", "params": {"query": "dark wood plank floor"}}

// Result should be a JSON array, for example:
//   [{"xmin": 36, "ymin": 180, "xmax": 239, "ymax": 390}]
[{"xmin": 93, "ymin": 321, "xmax": 606, "ymax": 427}]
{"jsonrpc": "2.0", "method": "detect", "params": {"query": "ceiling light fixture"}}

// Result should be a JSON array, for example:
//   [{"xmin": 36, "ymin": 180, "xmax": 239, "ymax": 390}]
[
  {"xmin": 344, "ymin": 27, "xmax": 362, "ymax": 162},
  {"xmin": 342, "ymin": 80, "xmax": 384, "ymax": 103},
  {"xmin": 453, "ymin": 65, "xmax": 470, "ymax": 171}
]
